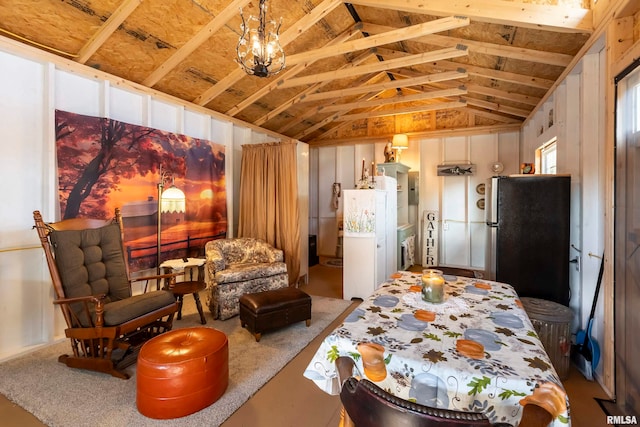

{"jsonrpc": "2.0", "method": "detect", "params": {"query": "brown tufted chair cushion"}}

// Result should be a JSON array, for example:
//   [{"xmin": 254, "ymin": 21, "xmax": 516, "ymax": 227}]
[{"xmin": 50, "ymin": 223, "xmax": 175, "ymax": 327}]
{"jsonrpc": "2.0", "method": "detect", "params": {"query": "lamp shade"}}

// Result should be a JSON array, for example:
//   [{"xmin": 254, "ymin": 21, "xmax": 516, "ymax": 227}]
[
  {"xmin": 391, "ymin": 134, "xmax": 409, "ymax": 149},
  {"xmin": 160, "ymin": 186, "xmax": 186, "ymax": 213}
]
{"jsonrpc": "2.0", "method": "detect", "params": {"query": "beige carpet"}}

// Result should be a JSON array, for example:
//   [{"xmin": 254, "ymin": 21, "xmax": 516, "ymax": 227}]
[{"xmin": 0, "ymin": 293, "xmax": 351, "ymax": 427}]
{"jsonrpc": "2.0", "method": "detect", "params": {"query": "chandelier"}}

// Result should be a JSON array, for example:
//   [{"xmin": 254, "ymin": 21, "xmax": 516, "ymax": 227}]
[{"xmin": 236, "ymin": 0, "xmax": 285, "ymax": 78}]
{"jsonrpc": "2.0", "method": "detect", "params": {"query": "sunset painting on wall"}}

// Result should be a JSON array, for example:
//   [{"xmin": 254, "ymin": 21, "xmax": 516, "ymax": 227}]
[{"xmin": 55, "ymin": 110, "xmax": 227, "ymax": 271}]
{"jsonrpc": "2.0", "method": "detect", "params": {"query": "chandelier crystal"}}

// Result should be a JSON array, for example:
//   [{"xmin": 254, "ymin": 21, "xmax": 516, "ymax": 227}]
[{"xmin": 236, "ymin": 0, "xmax": 285, "ymax": 78}]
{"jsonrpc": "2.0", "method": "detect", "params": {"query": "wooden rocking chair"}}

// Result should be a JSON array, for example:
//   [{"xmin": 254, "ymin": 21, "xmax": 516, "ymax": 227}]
[{"xmin": 33, "ymin": 209, "xmax": 179, "ymax": 379}]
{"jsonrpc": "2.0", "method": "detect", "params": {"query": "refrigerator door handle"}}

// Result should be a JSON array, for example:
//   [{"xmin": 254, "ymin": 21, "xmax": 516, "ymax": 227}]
[{"xmin": 486, "ymin": 177, "xmax": 499, "ymax": 226}]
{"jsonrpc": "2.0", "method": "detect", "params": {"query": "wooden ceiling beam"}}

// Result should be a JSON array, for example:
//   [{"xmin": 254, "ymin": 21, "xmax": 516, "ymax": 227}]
[
  {"xmin": 298, "ymin": 70, "xmax": 467, "ymax": 103},
  {"xmin": 193, "ymin": 0, "xmax": 343, "ymax": 106},
  {"xmin": 462, "ymin": 107, "xmax": 522, "ymax": 123},
  {"xmin": 443, "ymin": 60, "xmax": 555, "ymax": 90},
  {"xmin": 294, "ymin": 95, "xmax": 465, "ymax": 140},
  {"xmin": 333, "ymin": 100, "xmax": 467, "ymax": 121},
  {"xmin": 293, "ymin": 89, "xmax": 384, "ymax": 140},
  {"xmin": 464, "ymin": 83, "xmax": 541, "ymax": 107},
  {"xmin": 319, "ymin": 87, "xmax": 467, "ymax": 113},
  {"xmin": 143, "ymin": 0, "xmax": 252, "ymax": 87},
  {"xmin": 255, "ymin": 51, "xmax": 379, "ymax": 127},
  {"xmin": 389, "ymin": 69, "xmax": 541, "ymax": 106},
  {"xmin": 277, "ymin": 45, "xmax": 468, "ymax": 89},
  {"xmin": 376, "ymin": 48, "xmax": 554, "ymax": 89},
  {"xmin": 75, "ymin": 0, "xmax": 142, "ymax": 64},
  {"xmin": 226, "ymin": 23, "xmax": 364, "ymax": 117},
  {"xmin": 307, "ymin": 123, "xmax": 522, "ymax": 146},
  {"xmin": 286, "ymin": 16, "xmax": 469, "ymax": 66},
  {"xmin": 288, "ymin": 72, "xmax": 465, "ymax": 140},
  {"xmin": 345, "ymin": 0, "xmax": 593, "ymax": 33},
  {"xmin": 462, "ymin": 97, "xmax": 531, "ymax": 118},
  {"xmin": 291, "ymin": 74, "xmax": 391, "ymax": 139},
  {"xmin": 360, "ymin": 22, "xmax": 573, "ymax": 67}
]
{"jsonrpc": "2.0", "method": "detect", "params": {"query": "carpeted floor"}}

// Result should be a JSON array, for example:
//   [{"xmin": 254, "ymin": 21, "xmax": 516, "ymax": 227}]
[{"xmin": 0, "ymin": 292, "xmax": 351, "ymax": 427}]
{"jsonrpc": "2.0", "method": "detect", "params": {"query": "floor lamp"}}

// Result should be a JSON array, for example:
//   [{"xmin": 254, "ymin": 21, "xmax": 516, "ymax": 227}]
[{"xmin": 157, "ymin": 165, "xmax": 186, "ymax": 275}]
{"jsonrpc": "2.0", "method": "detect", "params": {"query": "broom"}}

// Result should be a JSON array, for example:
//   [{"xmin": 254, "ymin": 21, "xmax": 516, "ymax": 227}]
[{"xmin": 572, "ymin": 255, "xmax": 604, "ymax": 381}]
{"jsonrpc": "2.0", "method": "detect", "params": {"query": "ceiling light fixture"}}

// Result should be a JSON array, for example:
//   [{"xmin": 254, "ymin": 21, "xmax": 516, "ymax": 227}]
[{"xmin": 236, "ymin": 0, "xmax": 285, "ymax": 78}]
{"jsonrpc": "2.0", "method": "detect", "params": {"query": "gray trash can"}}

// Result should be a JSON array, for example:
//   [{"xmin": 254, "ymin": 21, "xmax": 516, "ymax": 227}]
[{"xmin": 521, "ymin": 297, "xmax": 573, "ymax": 380}]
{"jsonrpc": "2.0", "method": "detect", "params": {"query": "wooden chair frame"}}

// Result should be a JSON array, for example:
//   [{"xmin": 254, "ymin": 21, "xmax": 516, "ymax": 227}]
[{"xmin": 33, "ymin": 209, "xmax": 180, "ymax": 379}]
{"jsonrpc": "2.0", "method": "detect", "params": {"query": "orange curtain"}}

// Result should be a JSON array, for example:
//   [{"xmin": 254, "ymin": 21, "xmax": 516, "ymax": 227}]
[{"xmin": 238, "ymin": 141, "xmax": 300, "ymax": 284}]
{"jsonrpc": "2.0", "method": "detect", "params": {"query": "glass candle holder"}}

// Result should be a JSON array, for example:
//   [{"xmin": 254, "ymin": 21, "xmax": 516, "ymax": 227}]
[{"xmin": 421, "ymin": 269, "xmax": 445, "ymax": 303}]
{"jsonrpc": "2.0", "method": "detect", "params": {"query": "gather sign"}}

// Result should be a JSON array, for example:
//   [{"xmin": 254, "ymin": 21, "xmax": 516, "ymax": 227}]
[{"xmin": 422, "ymin": 210, "xmax": 438, "ymax": 267}]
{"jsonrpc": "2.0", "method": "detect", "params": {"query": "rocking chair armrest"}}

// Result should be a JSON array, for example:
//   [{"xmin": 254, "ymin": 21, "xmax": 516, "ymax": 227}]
[
  {"xmin": 53, "ymin": 294, "xmax": 108, "ymax": 327},
  {"xmin": 52, "ymin": 294, "xmax": 107, "ymax": 305}
]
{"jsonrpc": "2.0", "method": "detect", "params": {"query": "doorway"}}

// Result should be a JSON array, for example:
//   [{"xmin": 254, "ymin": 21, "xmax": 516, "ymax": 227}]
[{"xmin": 614, "ymin": 59, "xmax": 640, "ymax": 415}]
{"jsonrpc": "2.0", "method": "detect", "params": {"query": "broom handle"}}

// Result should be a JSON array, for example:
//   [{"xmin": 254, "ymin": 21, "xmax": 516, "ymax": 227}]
[
  {"xmin": 588, "ymin": 254, "xmax": 605, "ymax": 320},
  {"xmin": 580, "ymin": 254, "xmax": 604, "ymax": 349}
]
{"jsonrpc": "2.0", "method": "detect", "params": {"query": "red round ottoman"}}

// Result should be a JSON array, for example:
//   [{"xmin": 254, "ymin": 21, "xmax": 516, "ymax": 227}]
[{"xmin": 136, "ymin": 327, "xmax": 228, "ymax": 419}]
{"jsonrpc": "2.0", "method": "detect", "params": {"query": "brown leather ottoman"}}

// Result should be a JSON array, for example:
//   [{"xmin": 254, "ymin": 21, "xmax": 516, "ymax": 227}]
[
  {"xmin": 239, "ymin": 287, "xmax": 312, "ymax": 342},
  {"xmin": 136, "ymin": 327, "xmax": 228, "ymax": 419}
]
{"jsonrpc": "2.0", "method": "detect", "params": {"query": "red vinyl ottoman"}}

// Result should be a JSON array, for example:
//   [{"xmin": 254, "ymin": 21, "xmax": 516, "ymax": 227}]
[{"xmin": 136, "ymin": 327, "xmax": 228, "ymax": 419}]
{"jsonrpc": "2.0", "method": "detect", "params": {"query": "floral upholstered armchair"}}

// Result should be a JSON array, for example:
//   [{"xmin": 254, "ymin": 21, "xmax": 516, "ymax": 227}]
[{"xmin": 205, "ymin": 237, "xmax": 288, "ymax": 320}]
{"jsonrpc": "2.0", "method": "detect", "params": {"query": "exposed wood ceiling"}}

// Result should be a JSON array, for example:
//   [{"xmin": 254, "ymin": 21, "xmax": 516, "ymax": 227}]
[{"xmin": 0, "ymin": 0, "xmax": 593, "ymax": 145}]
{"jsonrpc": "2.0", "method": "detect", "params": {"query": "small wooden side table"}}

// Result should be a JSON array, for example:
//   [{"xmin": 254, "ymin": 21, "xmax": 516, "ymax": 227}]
[{"xmin": 160, "ymin": 258, "xmax": 207, "ymax": 324}]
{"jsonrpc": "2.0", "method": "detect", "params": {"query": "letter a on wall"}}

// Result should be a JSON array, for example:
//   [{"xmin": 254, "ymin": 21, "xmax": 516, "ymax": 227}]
[{"xmin": 422, "ymin": 210, "xmax": 439, "ymax": 267}]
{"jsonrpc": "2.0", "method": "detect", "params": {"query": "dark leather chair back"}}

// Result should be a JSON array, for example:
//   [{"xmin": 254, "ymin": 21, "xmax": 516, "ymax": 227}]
[{"xmin": 340, "ymin": 376, "xmax": 496, "ymax": 427}]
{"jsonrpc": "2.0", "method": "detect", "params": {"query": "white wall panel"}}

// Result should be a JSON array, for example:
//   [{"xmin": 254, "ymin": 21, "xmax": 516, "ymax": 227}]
[
  {"xmin": 55, "ymin": 70, "xmax": 101, "ymax": 116},
  {"xmin": 318, "ymin": 146, "xmax": 337, "ymax": 256},
  {"xmin": 441, "ymin": 174, "xmax": 468, "ymax": 265},
  {"xmin": 498, "ymin": 132, "xmax": 520, "ymax": 175},
  {"xmin": 469, "ymin": 134, "xmax": 496, "ymax": 269},
  {"xmin": 109, "ymin": 87, "xmax": 144, "ymax": 125},
  {"xmin": 298, "ymin": 142, "xmax": 310, "ymax": 281},
  {"xmin": 336, "ymin": 145, "xmax": 355, "ymax": 212},
  {"xmin": 309, "ymin": 148, "xmax": 319, "ymax": 236},
  {"xmin": 149, "ymin": 99, "xmax": 181, "ymax": 133},
  {"xmin": 184, "ymin": 109, "xmax": 210, "ymax": 140},
  {"xmin": 0, "ymin": 51, "xmax": 54, "ymax": 359},
  {"xmin": 0, "ymin": 54, "xmax": 46, "ymax": 240},
  {"xmin": 443, "ymin": 136, "xmax": 467, "ymax": 163}
]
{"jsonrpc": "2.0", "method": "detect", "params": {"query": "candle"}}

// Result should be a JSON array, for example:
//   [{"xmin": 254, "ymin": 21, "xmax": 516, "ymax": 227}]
[
  {"xmin": 361, "ymin": 158, "xmax": 365, "ymax": 180},
  {"xmin": 371, "ymin": 161, "xmax": 375, "ymax": 177},
  {"xmin": 421, "ymin": 269, "xmax": 445, "ymax": 303}
]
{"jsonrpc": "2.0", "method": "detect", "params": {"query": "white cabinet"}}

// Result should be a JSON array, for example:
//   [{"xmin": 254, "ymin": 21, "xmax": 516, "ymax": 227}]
[{"xmin": 342, "ymin": 176, "xmax": 397, "ymax": 300}]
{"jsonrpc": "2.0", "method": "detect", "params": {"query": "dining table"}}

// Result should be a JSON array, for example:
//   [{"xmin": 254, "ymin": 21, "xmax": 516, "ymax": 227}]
[{"xmin": 303, "ymin": 271, "xmax": 570, "ymax": 426}]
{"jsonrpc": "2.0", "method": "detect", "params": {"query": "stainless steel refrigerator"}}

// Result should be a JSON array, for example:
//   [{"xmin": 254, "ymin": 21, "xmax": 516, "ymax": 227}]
[{"xmin": 485, "ymin": 175, "xmax": 571, "ymax": 306}]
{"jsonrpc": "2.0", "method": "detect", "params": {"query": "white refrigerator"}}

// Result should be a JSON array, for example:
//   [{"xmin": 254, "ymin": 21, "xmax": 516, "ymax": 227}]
[{"xmin": 342, "ymin": 176, "xmax": 397, "ymax": 300}]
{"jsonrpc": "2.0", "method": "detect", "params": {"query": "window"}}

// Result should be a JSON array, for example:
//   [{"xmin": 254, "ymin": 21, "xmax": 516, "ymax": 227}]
[{"xmin": 539, "ymin": 138, "xmax": 557, "ymax": 174}]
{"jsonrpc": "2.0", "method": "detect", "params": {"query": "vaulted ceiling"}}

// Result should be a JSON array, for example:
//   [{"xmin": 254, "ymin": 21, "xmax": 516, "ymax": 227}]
[{"xmin": 0, "ymin": 0, "xmax": 593, "ymax": 145}]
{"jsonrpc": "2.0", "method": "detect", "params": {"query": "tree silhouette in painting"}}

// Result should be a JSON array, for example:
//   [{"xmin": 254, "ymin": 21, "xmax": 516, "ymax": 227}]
[{"xmin": 56, "ymin": 110, "xmax": 185, "ymax": 219}]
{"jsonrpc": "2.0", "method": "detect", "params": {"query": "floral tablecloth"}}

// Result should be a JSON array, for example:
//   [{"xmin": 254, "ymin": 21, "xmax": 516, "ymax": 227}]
[{"xmin": 303, "ymin": 271, "xmax": 570, "ymax": 426}]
